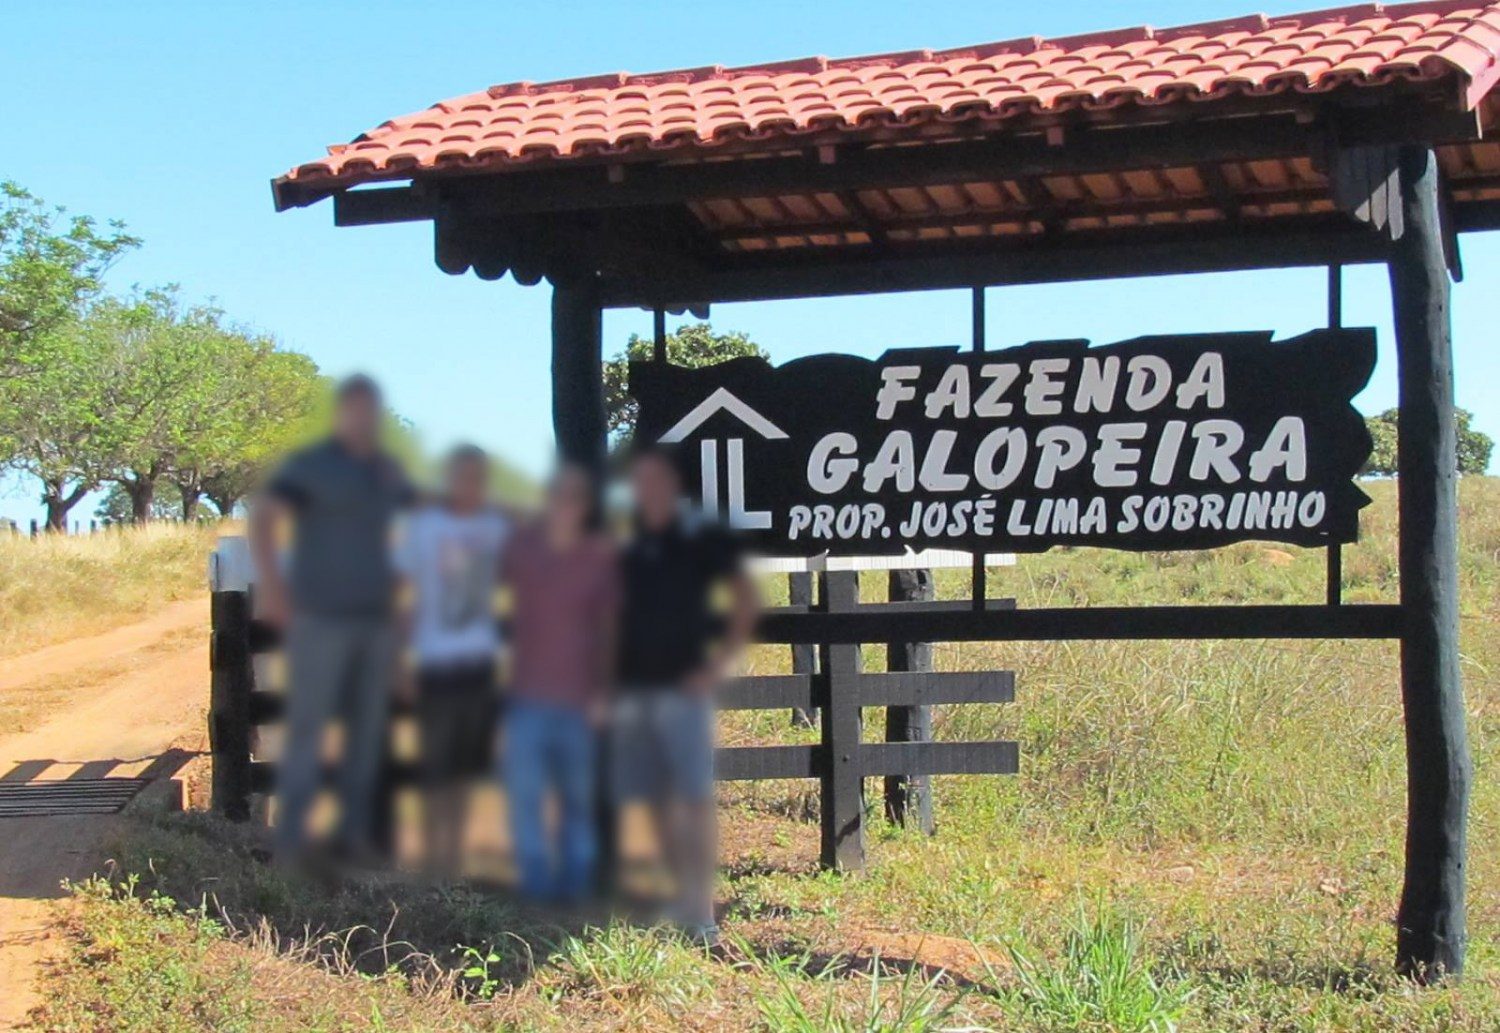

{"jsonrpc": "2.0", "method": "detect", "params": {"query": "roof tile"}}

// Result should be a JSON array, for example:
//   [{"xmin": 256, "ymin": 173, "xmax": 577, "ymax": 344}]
[{"xmin": 276, "ymin": 0, "xmax": 1500, "ymax": 201}]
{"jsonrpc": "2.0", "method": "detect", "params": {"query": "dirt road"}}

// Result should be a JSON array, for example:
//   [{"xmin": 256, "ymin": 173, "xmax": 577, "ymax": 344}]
[{"xmin": 0, "ymin": 599, "xmax": 209, "ymax": 1029}]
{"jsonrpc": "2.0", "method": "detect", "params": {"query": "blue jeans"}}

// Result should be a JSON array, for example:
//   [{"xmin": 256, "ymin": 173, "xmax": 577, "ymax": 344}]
[{"xmin": 502, "ymin": 699, "xmax": 597, "ymax": 902}]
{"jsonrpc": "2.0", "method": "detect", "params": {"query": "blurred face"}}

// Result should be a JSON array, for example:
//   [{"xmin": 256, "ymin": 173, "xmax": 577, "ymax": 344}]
[
  {"xmin": 447, "ymin": 455, "xmax": 487, "ymax": 510},
  {"xmin": 631, "ymin": 453, "xmax": 681, "ymax": 529},
  {"xmin": 334, "ymin": 390, "xmax": 381, "ymax": 450},
  {"xmin": 546, "ymin": 466, "xmax": 593, "ymax": 535}
]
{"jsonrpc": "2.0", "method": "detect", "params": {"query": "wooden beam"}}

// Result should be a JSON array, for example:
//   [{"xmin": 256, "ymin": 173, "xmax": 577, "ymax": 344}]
[
  {"xmin": 1389, "ymin": 145, "xmax": 1471, "ymax": 981},
  {"xmin": 408, "ymin": 100, "xmax": 1479, "ymax": 221},
  {"xmin": 1450, "ymin": 199, "xmax": 1500, "ymax": 232},
  {"xmin": 836, "ymin": 190, "xmax": 888, "ymax": 248},
  {"xmin": 1332, "ymin": 145, "xmax": 1403, "ymax": 238},
  {"xmin": 599, "ymin": 216, "xmax": 1391, "ymax": 307},
  {"xmin": 448, "ymin": 117, "xmax": 1329, "ymax": 220},
  {"xmin": 1011, "ymin": 176, "xmax": 1061, "ymax": 234},
  {"xmin": 1198, "ymin": 163, "xmax": 1243, "ymax": 222},
  {"xmin": 861, "ymin": 741, "xmax": 1019, "ymax": 777},
  {"xmin": 716, "ymin": 745, "xmax": 820, "ymax": 781},
  {"xmin": 718, "ymin": 675, "xmax": 814, "ymax": 711},
  {"xmin": 334, "ymin": 186, "xmax": 435, "ymax": 226},
  {"xmin": 716, "ymin": 183, "xmax": 1332, "ymax": 244},
  {"xmin": 864, "ymin": 669, "xmax": 1014, "ymax": 707},
  {"xmin": 757, "ymin": 603, "xmax": 1403, "ymax": 645}
]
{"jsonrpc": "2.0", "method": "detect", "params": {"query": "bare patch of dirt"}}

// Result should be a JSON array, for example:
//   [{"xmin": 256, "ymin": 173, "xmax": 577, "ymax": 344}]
[{"xmin": 0, "ymin": 600, "xmax": 208, "ymax": 1028}]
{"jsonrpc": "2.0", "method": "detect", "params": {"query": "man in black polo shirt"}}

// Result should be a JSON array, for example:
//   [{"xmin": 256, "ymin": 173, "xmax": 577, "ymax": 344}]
[
  {"xmin": 614, "ymin": 445, "xmax": 758, "ymax": 943},
  {"xmin": 250, "ymin": 374, "xmax": 413, "ymax": 861}
]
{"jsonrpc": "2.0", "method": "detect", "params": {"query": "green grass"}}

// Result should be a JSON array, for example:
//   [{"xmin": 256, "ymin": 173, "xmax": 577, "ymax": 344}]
[
  {"xmin": 29, "ymin": 478, "xmax": 1500, "ymax": 1031},
  {"xmin": 740, "ymin": 940, "xmax": 969, "ymax": 1033},
  {"xmin": 998, "ymin": 899, "xmax": 1190, "ymax": 1032}
]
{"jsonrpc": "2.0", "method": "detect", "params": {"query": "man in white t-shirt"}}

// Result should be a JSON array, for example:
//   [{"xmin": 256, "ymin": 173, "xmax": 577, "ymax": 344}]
[{"xmin": 396, "ymin": 444, "xmax": 509, "ymax": 873}]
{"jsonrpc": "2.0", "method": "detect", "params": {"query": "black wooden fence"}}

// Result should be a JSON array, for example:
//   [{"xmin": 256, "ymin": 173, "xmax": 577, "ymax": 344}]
[{"xmin": 209, "ymin": 552, "xmax": 1019, "ymax": 871}]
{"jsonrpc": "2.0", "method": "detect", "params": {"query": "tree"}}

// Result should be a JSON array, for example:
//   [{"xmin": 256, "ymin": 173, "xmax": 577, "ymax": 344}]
[
  {"xmin": 95, "ymin": 480, "xmax": 182, "ymax": 525},
  {"xmin": 0, "ymin": 305, "xmax": 134, "ymax": 530},
  {"xmin": 102, "ymin": 290, "xmax": 225, "ymax": 522},
  {"xmin": 0, "ymin": 182, "xmax": 138, "ymax": 385},
  {"xmin": 602, "ymin": 323, "xmax": 769, "ymax": 445},
  {"xmin": 1364, "ymin": 410, "xmax": 1399, "ymax": 477},
  {"xmin": 1360, "ymin": 407, "xmax": 1494, "ymax": 476},
  {"xmin": 184, "ymin": 345, "xmax": 324, "ymax": 519},
  {"xmin": 1456, "ymin": 408, "xmax": 1495, "ymax": 475}
]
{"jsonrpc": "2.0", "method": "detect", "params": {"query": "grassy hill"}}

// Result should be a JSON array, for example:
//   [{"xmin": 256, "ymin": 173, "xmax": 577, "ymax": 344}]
[
  {"xmin": 29, "ymin": 478, "xmax": 1500, "ymax": 1031},
  {"xmin": 0, "ymin": 521, "xmax": 223, "ymax": 658}
]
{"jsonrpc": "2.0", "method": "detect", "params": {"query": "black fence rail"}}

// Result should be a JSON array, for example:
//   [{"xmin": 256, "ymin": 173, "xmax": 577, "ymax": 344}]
[{"xmin": 208, "ymin": 542, "xmax": 1020, "ymax": 871}]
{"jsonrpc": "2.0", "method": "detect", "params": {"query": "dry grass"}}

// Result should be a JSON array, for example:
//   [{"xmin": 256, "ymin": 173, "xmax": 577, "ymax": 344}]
[{"xmin": 0, "ymin": 521, "xmax": 226, "ymax": 658}]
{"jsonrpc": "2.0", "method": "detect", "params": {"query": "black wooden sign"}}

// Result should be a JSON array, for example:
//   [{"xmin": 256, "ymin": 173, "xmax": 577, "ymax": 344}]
[{"xmin": 631, "ymin": 329, "xmax": 1376, "ymax": 556}]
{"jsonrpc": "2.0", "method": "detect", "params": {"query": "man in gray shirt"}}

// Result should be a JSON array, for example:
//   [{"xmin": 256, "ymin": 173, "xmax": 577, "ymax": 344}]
[{"xmin": 251, "ymin": 374, "xmax": 413, "ymax": 861}]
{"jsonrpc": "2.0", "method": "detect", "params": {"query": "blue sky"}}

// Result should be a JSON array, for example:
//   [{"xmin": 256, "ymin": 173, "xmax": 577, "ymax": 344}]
[{"xmin": 2, "ymin": 0, "xmax": 1496, "ymax": 526}]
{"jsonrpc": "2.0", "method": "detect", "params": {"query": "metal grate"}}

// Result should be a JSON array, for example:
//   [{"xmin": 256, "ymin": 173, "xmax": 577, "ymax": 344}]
[{"xmin": 0, "ymin": 778, "xmax": 150, "ymax": 818}]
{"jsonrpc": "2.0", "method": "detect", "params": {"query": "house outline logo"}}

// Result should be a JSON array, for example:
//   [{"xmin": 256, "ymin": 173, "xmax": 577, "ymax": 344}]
[
  {"xmin": 657, "ymin": 387, "xmax": 789, "ymax": 443},
  {"xmin": 656, "ymin": 387, "xmax": 786, "ymax": 531}
]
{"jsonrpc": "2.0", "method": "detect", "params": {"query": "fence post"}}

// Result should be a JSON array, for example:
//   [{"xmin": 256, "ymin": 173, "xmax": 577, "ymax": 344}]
[
  {"xmin": 209, "ymin": 538, "xmax": 254, "ymax": 821},
  {"xmin": 789, "ymin": 571, "xmax": 818, "ymax": 728},
  {"xmin": 818, "ymin": 570, "xmax": 865, "ymax": 871},
  {"xmin": 884, "ymin": 568, "xmax": 935, "ymax": 833}
]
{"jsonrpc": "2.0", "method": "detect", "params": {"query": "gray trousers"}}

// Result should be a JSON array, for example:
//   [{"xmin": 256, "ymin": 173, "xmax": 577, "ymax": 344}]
[{"xmin": 275, "ymin": 613, "xmax": 396, "ymax": 855}]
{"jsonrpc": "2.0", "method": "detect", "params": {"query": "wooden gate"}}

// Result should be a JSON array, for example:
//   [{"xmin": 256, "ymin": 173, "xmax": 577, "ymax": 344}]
[{"xmin": 208, "ymin": 539, "xmax": 1019, "ymax": 870}]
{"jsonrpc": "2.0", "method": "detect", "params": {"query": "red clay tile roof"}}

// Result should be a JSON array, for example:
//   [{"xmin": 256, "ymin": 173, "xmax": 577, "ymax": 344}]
[{"xmin": 275, "ymin": 1, "xmax": 1500, "ymax": 207}]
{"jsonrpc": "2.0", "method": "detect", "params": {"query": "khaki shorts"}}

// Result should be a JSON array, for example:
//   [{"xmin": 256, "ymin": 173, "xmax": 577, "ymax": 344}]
[{"xmin": 609, "ymin": 690, "xmax": 715, "ymax": 804}]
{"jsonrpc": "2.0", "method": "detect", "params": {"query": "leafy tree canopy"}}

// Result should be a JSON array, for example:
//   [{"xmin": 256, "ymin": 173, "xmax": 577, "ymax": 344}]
[
  {"xmin": 0, "ymin": 182, "xmax": 139, "ymax": 381},
  {"xmin": 1361, "ymin": 407, "xmax": 1494, "ymax": 477},
  {"xmin": 603, "ymin": 323, "xmax": 769, "ymax": 445}
]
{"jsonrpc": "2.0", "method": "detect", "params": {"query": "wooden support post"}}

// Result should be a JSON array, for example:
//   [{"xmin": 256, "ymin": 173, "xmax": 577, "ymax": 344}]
[
  {"xmin": 884, "ymin": 567, "xmax": 934, "ymax": 833},
  {"xmin": 971, "ymin": 287, "xmax": 987, "ymax": 611},
  {"xmin": 552, "ymin": 277, "xmax": 615, "ymax": 881},
  {"xmin": 789, "ymin": 571, "xmax": 818, "ymax": 728},
  {"xmin": 551, "ymin": 278, "xmax": 607, "ymax": 480},
  {"xmin": 209, "ymin": 539, "xmax": 255, "ymax": 822},
  {"xmin": 652, "ymin": 306, "xmax": 668, "ymax": 363},
  {"xmin": 1327, "ymin": 263, "xmax": 1345, "ymax": 605},
  {"xmin": 819, "ymin": 570, "xmax": 865, "ymax": 871},
  {"xmin": 1390, "ymin": 145, "xmax": 1471, "ymax": 980}
]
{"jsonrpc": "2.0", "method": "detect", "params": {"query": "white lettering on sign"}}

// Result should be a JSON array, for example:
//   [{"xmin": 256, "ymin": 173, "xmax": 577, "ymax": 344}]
[{"xmin": 634, "ymin": 328, "xmax": 1373, "ymax": 553}]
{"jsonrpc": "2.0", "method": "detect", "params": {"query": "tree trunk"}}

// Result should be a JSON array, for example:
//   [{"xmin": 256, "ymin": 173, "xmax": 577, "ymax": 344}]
[
  {"xmin": 42, "ymin": 481, "xmax": 86, "ymax": 532},
  {"xmin": 44, "ymin": 497, "xmax": 68, "ymax": 533},
  {"xmin": 123, "ymin": 476, "xmax": 156, "ymax": 524},
  {"xmin": 206, "ymin": 491, "xmax": 241, "ymax": 518},
  {"xmin": 174, "ymin": 474, "xmax": 202, "ymax": 521}
]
